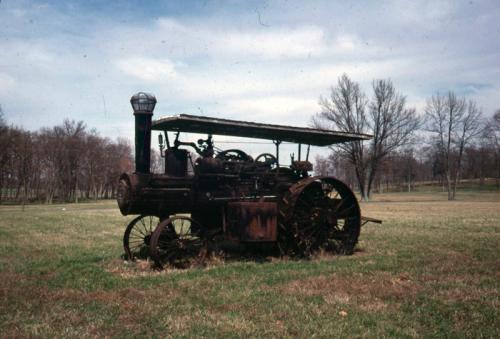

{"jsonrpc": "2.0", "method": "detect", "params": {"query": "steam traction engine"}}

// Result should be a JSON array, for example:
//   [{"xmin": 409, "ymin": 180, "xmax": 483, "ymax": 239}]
[{"xmin": 117, "ymin": 92, "xmax": 374, "ymax": 268}]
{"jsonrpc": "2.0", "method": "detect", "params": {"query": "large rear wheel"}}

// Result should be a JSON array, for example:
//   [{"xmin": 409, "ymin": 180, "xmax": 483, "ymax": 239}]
[{"xmin": 279, "ymin": 177, "xmax": 361, "ymax": 256}]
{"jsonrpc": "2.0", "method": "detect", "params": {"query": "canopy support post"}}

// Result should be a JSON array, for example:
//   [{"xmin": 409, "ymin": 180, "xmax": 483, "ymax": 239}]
[
  {"xmin": 164, "ymin": 131, "xmax": 170, "ymax": 149},
  {"xmin": 273, "ymin": 140, "xmax": 282, "ymax": 169}
]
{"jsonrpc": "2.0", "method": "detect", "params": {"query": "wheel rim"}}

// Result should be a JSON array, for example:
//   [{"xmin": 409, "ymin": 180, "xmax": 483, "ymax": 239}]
[
  {"xmin": 123, "ymin": 215, "xmax": 159, "ymax": 260},
  {"xmin": 150, "ymin": 216, "xmax": 209, "ymax": 269}
]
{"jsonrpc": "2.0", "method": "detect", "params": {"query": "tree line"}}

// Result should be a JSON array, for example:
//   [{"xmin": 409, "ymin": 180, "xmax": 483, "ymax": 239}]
[
  {"xmin": 314, "ymin": 74, "xmax": 500, "ymax": 200},
  {"xmin": 1, "ymin": 74, "xmax": 498, "ymax": 204},
  {"xmin": 0, "ymin": 109, "xmax": 133, "ymax": 204}
]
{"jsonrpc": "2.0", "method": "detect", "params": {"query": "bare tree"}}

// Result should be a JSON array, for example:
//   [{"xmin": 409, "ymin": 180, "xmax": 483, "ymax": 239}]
[
  {"xmin": 314, "ymin": 155, "xmax": 332, "ymax": 176},
  {"xmin": 0, "ymin": 111, "xmax": 134, "ymax": 204},
  {"xmin": 425, "ymin": 92, "xmax": 483, "ymax": 200},
  {"xmin": 0, "ymin": 106, "xmax": 8, "ymax": 203},
  {"xmin": 314, "ymin": 74, "xmax": 420, "ymax": 200},
  {"xmin": 14, "ymin": 130, "xmax": 34, "ymax": 209},
  {"xmin": 401, "ymin": 147, "xmax": 417, "ymax": 192},
  {"xmin": 150, "ymin": 148, "xmax": 164, "ymax": 174},
  {"xmin": 484, "ymin": 110, "xmax": 500, "ymax": 188}
]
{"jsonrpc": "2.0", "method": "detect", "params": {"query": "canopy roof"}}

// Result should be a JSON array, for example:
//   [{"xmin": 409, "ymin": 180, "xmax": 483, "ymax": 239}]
[{"xmin": 152, "ymin": 114, "xmax": 371, "ymax": 146}]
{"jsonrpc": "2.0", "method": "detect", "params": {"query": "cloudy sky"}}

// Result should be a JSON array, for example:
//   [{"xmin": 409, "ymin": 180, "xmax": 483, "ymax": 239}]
[{"xmin": 1, "ymin": 0, "xmax": 499, "ymax": 159}]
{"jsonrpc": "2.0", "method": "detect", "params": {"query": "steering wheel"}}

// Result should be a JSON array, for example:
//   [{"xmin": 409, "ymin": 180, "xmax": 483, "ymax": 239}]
[
  {"xmin": 216, "ymin": 149, "xmax": 253, "ymax": 162},
  {"xmin": 255, "ymin": 153, "xmax": 278, "ymax": 167}
]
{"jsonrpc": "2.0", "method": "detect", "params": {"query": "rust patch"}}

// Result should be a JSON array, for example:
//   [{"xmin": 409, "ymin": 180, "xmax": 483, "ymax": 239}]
[{"xmin": 227, "ymin": 202, "xmax": 278, "ymax": 242}]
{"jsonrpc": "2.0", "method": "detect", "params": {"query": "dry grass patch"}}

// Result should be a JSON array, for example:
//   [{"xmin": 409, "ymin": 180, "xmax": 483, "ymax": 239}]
[
  {"xmin": 362, "ymin": 198, "xmax": 500, "ymax": 224},
  {"xmin": 278, "ymin": 271, "xmax": 422, "ymax": 313},
  {"xmin": 105, "ymin": 252, "xmax": 228, "ymax": 278}
]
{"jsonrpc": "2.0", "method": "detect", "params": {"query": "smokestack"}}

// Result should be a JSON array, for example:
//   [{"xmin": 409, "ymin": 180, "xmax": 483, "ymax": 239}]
[{"xmin": 130, "ymin": 92, "xmax": 156, "ymax": 174}]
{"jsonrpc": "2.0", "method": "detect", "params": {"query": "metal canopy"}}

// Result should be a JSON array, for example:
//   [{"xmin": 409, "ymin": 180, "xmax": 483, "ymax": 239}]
[{"xmin": 152, "ymin": 114, "xmax": 371, "ymax": 146}]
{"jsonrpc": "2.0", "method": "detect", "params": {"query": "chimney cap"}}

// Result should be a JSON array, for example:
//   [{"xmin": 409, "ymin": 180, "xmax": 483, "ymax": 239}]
[{"xmin": 131, "ymin": 92, "xmax": 156, "ymax": 114}]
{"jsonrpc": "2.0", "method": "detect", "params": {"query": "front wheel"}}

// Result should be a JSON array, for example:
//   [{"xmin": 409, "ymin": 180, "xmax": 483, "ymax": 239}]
[
  {"xmin": 123, "ymin": 215, "xmax": 159, "ymax": 260},
  {"xmin": 150, "ymin": 216, "xmax": 211, "ymax": 269}
]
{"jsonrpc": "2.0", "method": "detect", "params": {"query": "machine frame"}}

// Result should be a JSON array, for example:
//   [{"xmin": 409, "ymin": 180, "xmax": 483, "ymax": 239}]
[{"xmin": 118, "ymin": 98, "xmax": 378, "ymax": 269}]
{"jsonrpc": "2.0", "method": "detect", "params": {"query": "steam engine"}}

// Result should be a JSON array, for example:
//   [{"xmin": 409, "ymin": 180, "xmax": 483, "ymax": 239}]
[{"xmin": 117, "ymin": 92, "xmax": 367, "ymax": 268}]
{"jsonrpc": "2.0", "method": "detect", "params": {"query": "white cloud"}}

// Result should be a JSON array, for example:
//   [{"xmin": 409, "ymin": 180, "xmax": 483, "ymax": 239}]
[
  {"xmin": 334, "ymin": 34, "xmax": 361, "ymax": 53},
  {"xmin": 115, "ymin": 57, "xmax": 177, "ymax": 82},
  {"xmin": 0, "ymin": 73, "xmax": 17, "ymax": 92},
  {"xmin": 213, "ymin": 26, "xmax": 329, "ymax": 59},
  {"xmin": 220, "ymin": 96, "xmax": 318, "ymax": 123},
  {"xmin": 153, "ymin": 19, "xmax": 330, "ymax": 59}
]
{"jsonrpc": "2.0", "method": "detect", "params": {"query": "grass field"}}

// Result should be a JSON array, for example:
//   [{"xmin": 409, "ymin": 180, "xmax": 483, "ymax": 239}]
[{"xmin": 0, "ymin": 191, "xmax": 499, "ymax": 338}]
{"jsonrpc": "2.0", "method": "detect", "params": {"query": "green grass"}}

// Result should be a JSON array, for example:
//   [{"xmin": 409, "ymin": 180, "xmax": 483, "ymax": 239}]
[{"xmin": 0, "ymin": 192, "xmax": 499, "ymax": 338}]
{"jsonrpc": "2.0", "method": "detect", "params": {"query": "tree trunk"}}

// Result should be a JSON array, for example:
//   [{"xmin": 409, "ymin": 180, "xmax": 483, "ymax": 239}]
[
  {"xmin": 354, "ymin": 166, "xmax": 367, "ymax": 201},
  {"xmin": 364, "ymin": 163, "xmax": 378, "ymax": 201},
  {"xmin": 361, "ymin": 192, "xmax": 368, "ymax": 201},
  {"xmin": 496, "ymin": 160, "xmax": 500, "ymax": 190},
  {"xmin": 446, "ymin": 171, "xmax": 454, "ymax": 200},
  {"xmin": 75, "ymin": 178, "xmax": 79, "ymax": 203}
]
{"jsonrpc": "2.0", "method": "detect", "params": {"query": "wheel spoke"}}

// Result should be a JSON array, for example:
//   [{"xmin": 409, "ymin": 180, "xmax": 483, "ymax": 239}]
[
  {"xmin": 134, "ymin": 225, "xmax": 149, "ymax": 237},
  {"xmin": 147, "ymin": 217, "xmax": 152, "ymax": 233},
  {"xmin": 131, "ymin": 228, "xmax": 148, "ymax": 238}
]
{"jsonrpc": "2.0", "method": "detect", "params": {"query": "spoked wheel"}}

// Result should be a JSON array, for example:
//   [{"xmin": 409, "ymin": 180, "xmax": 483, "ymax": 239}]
[
  {"xmin": 123, "ymin": 215, "xmax": 160, "ymax": 260},
  {"xmin": 279, "ymin": 176, "xmax": 361, "ymax": 256},
  {"xmin": 150, "ymin": 216, "xmax": 210, "ymax": 269},
  {"xmin": 255, "ymin": 153, "xmax": 278, "ymax": 167}
]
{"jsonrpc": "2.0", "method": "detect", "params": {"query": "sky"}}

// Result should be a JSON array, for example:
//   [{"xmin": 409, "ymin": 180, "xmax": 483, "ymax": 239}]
[{"xmin": 1, "ymin": 0, "xmax": 499, "ymax": 161}]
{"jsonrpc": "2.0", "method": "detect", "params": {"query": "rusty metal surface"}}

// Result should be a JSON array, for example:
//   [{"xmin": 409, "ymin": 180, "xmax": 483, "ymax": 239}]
[
  {"xmin": 152, "ymin": 114, "xmax": 372, "ymax": 146},
  {"xmin": 361, "ymin": 216, "xmax": 383, "ymax": 226},
  {"xmin": 226, "ymin": 202, "xmax": 278, "ymax": 242},
  {"xmin": 291, "ymin": 160, "xmax": 313, "ymax": 172},
  {"xmin": 117, "ymin": 172, "xmax": 193, "ymax": 217}
]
